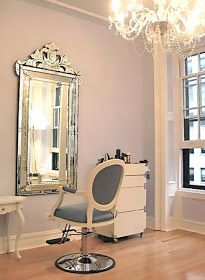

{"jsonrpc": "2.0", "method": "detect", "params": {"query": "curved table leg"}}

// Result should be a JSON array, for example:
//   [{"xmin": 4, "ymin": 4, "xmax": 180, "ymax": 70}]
[
  {"xmin": 15, "ymin": 204, "xmax": 25, "ymax": 259},
  {"xmin": 6, "ymin": 213, "xmax": 10, "ymax": 254}
]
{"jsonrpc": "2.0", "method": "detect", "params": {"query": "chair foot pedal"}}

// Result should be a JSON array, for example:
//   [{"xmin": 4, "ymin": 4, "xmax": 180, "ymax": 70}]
[{"xmin": 46, "ymin": 237, "xmax": 70, "ymax": 245}]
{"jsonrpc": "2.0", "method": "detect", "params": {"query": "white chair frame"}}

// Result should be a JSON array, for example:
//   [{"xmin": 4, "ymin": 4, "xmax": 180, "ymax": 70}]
[{"xmin": 50, "ymin": 159, "xmax": 125, "ymax": 229}]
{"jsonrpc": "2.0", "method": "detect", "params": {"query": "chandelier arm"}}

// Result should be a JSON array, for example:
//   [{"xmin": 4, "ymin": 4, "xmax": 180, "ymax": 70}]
[
  {"xmin": 130, "ymin": 13, "xmax": 154, "ymax": 35},
  {"xmin": 175, "ymin": 15, "xmax": 196, "ymax": 38},
  {"xmin": 116, "ymin": 9, "xmax": 156, "ymax": 40}
]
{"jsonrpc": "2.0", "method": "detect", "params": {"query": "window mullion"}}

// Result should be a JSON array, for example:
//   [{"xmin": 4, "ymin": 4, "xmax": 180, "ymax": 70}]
[
  {"xmin": 181, "ymin": 139, "xmax": 205, "ymax": 149},
  {"xmin": 181, "ymin": 69, "xmax": 205, "ymax": 79},
  {"xmin": 197, "ymin": 73, "xmax": 200, "ymax": 140}
]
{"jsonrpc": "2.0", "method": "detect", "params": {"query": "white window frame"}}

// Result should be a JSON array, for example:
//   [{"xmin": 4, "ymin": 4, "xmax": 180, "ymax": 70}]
[{"xmin": 178, "ymin": 46, "xmax": 205, "ymax": 192}]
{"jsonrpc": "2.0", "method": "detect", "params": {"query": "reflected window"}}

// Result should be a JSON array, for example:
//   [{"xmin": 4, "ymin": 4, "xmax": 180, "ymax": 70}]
[
  {"xmin": 52, "ymin": 152, "xmax": 59, "ymax": 171},
  {"xmin": 189, "ymin": 168, "xmax": 194, "ymax": 182},
  {"xmin": 201, "ymin": 148, "xmax": 205, "ymax": 154},
  {"xmin": 52, "ymin": 87, "xmax": 61, "ymax": 170},
  {"xmin": 190, "ymin": 148, "xmax": 194, "ymax": 154},
  {"xmin": 201, "ymin": 168, "xmax": 205, "ymax": 182}
]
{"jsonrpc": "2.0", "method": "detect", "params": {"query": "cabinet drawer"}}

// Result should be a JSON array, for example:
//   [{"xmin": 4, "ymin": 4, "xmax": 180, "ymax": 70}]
[
  {"xmin": 0, "ymin": 204, "xmax": 16, "ymax": 215},
  {"xmin": 114, "ymin": 210, "xmax": 146, "ymax": 238},
  {"xmin": 124, "ymin": 164, "xmax": 148, "ymax": 175},
  {"xmin": 122, "ymin": 175, "xmax": 146, "ymax": 188},
  {"xmin": 117, "ymin": 187, "xmax": 145, "ymax": 211}
]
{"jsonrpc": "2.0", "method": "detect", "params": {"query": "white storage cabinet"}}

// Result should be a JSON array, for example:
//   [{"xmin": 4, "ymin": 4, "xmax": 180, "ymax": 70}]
[{"xmin": 96, "ymin": 163, "xmax": 148, "ymax": 241}]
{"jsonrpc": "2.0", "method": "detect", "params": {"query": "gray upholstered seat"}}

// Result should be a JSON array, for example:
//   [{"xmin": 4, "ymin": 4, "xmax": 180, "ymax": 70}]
[{"xmin": 54, "ymin": 202, "xmax": 114, "ymax": 223}]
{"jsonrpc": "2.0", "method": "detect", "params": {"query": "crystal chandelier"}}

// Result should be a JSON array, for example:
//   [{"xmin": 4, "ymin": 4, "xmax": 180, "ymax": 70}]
[{"xmin": 109, "ymin": 0, "xmax": 205, "ymax": 56}]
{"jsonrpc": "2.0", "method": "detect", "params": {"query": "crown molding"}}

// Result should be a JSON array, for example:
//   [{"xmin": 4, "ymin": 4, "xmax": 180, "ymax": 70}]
[{"xmin": 43, "ymin": 0, "xmax": 108, "ymax": 22}]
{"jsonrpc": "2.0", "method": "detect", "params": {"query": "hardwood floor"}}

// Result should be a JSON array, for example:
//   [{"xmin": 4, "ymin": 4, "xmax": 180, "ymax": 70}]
[{"xmin": 0, "ymin": 230, "xmax": 205, "ymax": 280}]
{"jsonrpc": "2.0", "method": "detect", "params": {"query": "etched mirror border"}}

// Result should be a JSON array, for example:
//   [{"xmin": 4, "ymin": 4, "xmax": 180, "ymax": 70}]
[{"xmin": 16, "ymin": 43, "xmax": 81, "ymax": 195}]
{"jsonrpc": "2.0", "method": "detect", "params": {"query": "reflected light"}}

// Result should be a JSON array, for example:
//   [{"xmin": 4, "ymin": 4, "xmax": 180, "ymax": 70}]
[
  {"xmin": 30, "ymin": 109, "xmax": 48, "ymax": 130},
  {"xmin": 112, "ymin": 0, "xmax": 121, "ymax": 12}
]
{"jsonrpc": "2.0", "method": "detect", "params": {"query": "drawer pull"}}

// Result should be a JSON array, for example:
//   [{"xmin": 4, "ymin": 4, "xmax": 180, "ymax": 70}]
[{"xmin": 2, "ymin": 208, "xmax": 5, "ymax": 211}]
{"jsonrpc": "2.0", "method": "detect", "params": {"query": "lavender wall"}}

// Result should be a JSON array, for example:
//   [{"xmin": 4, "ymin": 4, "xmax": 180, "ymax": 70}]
[
  {"xmin": 182, "ymin": 198, "xmax": 205, "ymax": 222},
  {"xmin": 0, "ymin": 0, "xmax": 154, "ymax": 236},
  {"xmin": 141, "ymin": 55, "xmax": 154, "ymax": 217}
]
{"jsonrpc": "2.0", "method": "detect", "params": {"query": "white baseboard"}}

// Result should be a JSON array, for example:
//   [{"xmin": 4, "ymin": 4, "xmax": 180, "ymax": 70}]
[
  {"xmin": 146, "ymin": 216, "xmax": 177, "ymax": 231},
  {"xmin": 0, "ymin": 229, "xmax": 62, "ymax": 255},
  {"xmin": 146, "ymin": 216, "xmax": 155, "ymax": 229},
  {"xmin": 1, "ymin": 219, "xmax": 203, "ymax": 256},
  {"xmin": 179, "ymin": 218, "xmax": 205, "ymax": 235},
  {"xmin": 146, "ymin": 215, "xmax": 205, "ymax": 235}
]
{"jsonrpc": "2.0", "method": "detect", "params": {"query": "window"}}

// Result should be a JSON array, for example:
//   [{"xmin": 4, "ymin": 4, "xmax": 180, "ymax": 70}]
[{"xmin": 181, "ymin": 52, "xmax": 205, "ymax": 190}]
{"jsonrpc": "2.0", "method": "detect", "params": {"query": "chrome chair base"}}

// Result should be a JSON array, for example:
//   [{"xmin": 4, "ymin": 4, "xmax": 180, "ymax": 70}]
[{"xmin": 55, "ymin": 253, "xmax": 115, "ymax": 274}]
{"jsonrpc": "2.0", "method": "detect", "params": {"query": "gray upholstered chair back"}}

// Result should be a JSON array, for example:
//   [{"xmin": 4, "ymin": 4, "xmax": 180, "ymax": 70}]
[{"xmin": 92, "ymin": 164, "xmax": 124, "ymax": 205}]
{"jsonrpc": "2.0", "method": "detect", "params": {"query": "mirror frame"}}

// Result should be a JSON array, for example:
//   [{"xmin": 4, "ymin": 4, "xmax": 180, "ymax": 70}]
[{"xmin": 15, "ymin": 43, "xmax": 81, "ymax": 195}]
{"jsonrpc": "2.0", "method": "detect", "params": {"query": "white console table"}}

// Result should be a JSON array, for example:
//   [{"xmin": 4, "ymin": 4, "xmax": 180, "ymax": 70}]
[{"xmin": 0, "ymin": 196, "xmax": 25, "ymax": 258}]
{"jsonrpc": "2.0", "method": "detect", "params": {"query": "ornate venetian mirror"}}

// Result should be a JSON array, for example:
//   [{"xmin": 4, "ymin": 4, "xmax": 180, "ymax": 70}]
[{"xmin": 15, "ymin": 43, "xmax": 80, "ymax": 195}]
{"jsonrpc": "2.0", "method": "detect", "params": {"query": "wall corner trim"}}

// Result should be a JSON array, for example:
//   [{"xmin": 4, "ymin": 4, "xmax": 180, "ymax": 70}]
[{"xmin": 146, "ymin": 216, "xmax": 155, "ymax": 229}]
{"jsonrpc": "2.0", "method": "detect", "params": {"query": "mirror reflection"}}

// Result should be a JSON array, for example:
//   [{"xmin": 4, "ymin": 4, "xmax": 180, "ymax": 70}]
[{"xmin": 16, "ymin": 43, "xmax": 80, "ymax": 195}]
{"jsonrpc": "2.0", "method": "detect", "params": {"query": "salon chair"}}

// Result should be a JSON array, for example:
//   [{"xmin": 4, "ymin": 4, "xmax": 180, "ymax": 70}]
[{"xmin": 50, "ymin": 159, "xmax": 125, "ymax": 274}]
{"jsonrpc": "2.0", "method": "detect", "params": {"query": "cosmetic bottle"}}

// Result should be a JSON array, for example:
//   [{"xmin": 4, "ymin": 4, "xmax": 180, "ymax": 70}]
[
  {"xmin": 115, "ymin": 149, "xmax": 121, "ymax": 159},
  {"xmin": 126, "ymin": 152, "xmax": 131, "ymax": 163}
]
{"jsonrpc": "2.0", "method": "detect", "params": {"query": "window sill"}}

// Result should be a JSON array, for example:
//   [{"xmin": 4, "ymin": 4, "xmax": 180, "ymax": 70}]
[{"xmin": 176, "ymin": 189, "xmax": 205, "ymax": 200}]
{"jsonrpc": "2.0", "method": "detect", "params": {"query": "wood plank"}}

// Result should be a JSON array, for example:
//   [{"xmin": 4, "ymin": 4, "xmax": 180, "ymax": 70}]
[{"xmin": 0, "ymin": 229, "xmax": 205, "ymax": 280}]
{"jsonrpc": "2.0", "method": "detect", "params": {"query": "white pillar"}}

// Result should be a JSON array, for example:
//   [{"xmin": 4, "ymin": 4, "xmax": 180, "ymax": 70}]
[{"xmin": 154, "ymin": 48, "xmax": 168, "ymax": 230}]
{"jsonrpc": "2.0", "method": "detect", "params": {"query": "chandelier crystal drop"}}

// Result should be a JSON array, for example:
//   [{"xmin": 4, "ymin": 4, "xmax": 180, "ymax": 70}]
[{"xmin": 109, "ymin": 0, "xmax": 205, "ymax": 57}]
